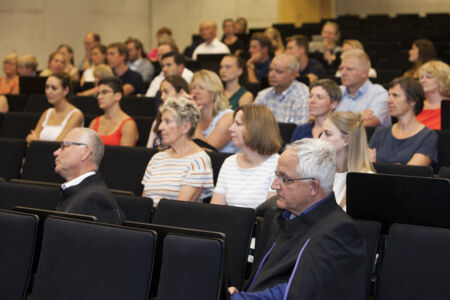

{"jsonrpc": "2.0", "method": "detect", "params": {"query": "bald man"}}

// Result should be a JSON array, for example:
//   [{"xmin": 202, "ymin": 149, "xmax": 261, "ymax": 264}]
[
  {"xmin": 78, "ymin": 32, "xmax": 101, "ymax": 70},
  {"xmin": 192, "ymin": 21, "xmax": 230, "ymax": 60}
]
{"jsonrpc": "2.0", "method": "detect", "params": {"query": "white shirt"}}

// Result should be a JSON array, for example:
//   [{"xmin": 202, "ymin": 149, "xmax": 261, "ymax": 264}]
[
  {"xmin": 192, "ymin": 38, "xmax": 230, "ymax": 60},
  {"xmin": 145, "ymin": 68, "xmax": 194, "ymax": 97},
  {"xmin": 61, "ymin": 171, "xmax": 96, "ymax": 190}
]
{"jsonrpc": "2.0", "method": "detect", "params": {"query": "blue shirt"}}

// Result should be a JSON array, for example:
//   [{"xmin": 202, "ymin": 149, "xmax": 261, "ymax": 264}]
[
  {"xmin": 254, "ymin": 59, "xmax": 271, "ymax": 81},
  {"xmin": 336, "ymin": 80, "xmax": 390, "ymax": 126},
  {"xmin": 255, "ymin": 81, "xmax": 309, "ymax": 125},
  {"xmin": 301, "ymin": 58, "xmax": 326, "ymax": 79},
  {"xmin": 291, "ymin": 121, "xmax": 314, "ymax": 142}
]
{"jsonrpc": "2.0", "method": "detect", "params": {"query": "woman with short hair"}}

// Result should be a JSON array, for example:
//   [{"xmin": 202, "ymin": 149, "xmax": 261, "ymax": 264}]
[
  {"xmin": 0, "ymin": 53, "xmax": 19, "ymax": 95},
  {"xmin": 40, "ymin": 52, "xmax": 65, "ymax": 77}
]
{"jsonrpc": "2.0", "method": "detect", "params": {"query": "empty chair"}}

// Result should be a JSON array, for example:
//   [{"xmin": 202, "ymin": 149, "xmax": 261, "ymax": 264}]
[
  {"xmin": 114, "ymin": 194, "xmax": 153, "ymax": 222},
  {"xmin": 70, "ymin": 95, "xmax": 102, "ymax": 115},
  {"xmin": 0, "ymin": 210, "xmax": 38, "ymax": 300},
  {"xmin": 30, "ymin": 216, "xmax": 156, "ymax": 300},
  {"xmin": 376, "ymin": 224, "xmax": 450, "ymax": 299},
  {"xmin": 436, "ymin": 130, "xmax": 450, "ymax": 171},
  {"xmin": 21, "ymin": 141, "xmax": 64, "ymax": 183},
  {"xmin": 0, "ymin": 181, "xmax": 59, "ymax": 210},
  {"xmin": 5, "ymin": 94, "xmax": 27, "ymax": 112},
  {"xmin": 372, "ymin": 162, "xmax": 433, "ymax": 177},
  {"xmin": 157, "ymin": 234, "xmax": 225, "ymax": 300},
  {"xmin": 0, "ymin": 138, "xmax": 27, "ymax": 180},
  {"xmin": 205, "ymin": 151, "xmax": 233, "ymax": 185},
  {"xmin": 121, "ymin": 96, "xmax": 158, "ymax": 117},
  {"xmin": 23, "ymin": 94, "xmax": 50, "ymax": 113},
  {"xmin": 0, "ymin": 112, "xmax": 41, "ymax": 139},
  {"xmin": 152, "ymin": 199, "xmax": 255, "ymax": 289}
]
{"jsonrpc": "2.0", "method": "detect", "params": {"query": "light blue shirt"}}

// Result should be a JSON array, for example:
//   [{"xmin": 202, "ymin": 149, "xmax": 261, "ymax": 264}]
[
  {"xmin": 336, "ymin": 80, "xmax": 391, "ymax": 126},
  {"xmin": 203, "ymin": 109, "xmax": 239, "ymax": 153}
]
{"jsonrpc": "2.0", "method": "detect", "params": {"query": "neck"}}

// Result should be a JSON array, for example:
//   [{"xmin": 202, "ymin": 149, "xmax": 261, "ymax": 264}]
[
  {"xmin": 225, "ymin": 79, "xmax": 240, "ymax": 92},
  {"xmin": 114, "ymin": 64, "xmax": 127, "ymax": 76},
  {"xmin": 104, "ymin": 105, "xmax": 123, "ymax": 119},
  {"xmin": 205, "ymin": 38, "xmax": 215, "ymax": 45},
  {"xmin": 396, "ymin": 112, "xmax": 420, "ymax": 130},
  {"xmin": 5, "ymin": 74, "xmax": 17, "ymax": 80},
  {"xmin": 425, "ymin": 90, "xmax": 443, "ymax": 105},
  {"xmin": 170, "ymin": 138, "xmax": 197, "ymax": 157},
  {"xmin": 274, "ymin": 83, "xmax": 291, "ymax": 95},
  {"xmin": 53, "ymin": 98, "xmax": 69, "ymax": 112},
  {"xmin": 314, "ymin": 112, "xmax": 330, "ymax": 128},
  {"xmin": 298, "ymin": 56, "xmax": 308, "ymax": 71},
  {"xmin": 347, "ymin": 80, "xmax": 366, "ymax": 97},
  {"xmin": 241, "ymin": 147, "xmax": 269, "ymax": 165}
]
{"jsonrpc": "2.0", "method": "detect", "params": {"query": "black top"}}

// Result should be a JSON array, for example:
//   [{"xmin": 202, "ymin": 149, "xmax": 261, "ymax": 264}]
[{"xmin": 119, "ymin": 68, "xmax": 145, "ymax": 95}]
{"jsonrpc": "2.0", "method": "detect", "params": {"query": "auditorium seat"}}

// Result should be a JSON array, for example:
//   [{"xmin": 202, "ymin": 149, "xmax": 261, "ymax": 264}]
[
  {"xmin": 441, "ymin": 100, "xmax": 449, "ymax": 130},
  {"xmin": 0, "ymin": 138, "xmax": 27, "ymax": 180},
  {"xmin": 121, "ymin": 96, "xmax": 159, "ymax": 117},
  {"xmin": 21, "ymin": 141, "xmax": 64, "ymax": 184},
  {"xmin": 5, "ymin": 94, "xmax": 27, "ymax": 112},
  {"xmin": 70, "ymin": 95, "xmax": 102, "ymax": 115},
  {"xmin": 0, "ymin": 112, "xmax": 40, "ymax": 139},
  {"xmin": 23, "ymin": 94, "xmax": 50, "ymax": 113},
  {"xmin": 0, "ymin": 181, "xmax": 60, "ymax": 210},
  {"xmin": 114, "ymin": 194, "xmax": 154, "ymax": 222},
  {"xmin": 278, "ymin": 122, "xmax": 297, "ymax": 145},
  {"xmin": 372, "ymin": 162, "xmax": 433, "ymax": 177},
  {"xmin": 134, "ymin": 116, "xmax": 154, "ymax": 147},
  {"xmin": 205, "ymin": 151, "xmax": 233, "ymax": 185},
  {"xmin": 436, "ymin": 130, "xmax": 450, "ymax": 171},
  {"xmin": 438, "ymin": 166, "xmax": 450, "ymax": 179}
]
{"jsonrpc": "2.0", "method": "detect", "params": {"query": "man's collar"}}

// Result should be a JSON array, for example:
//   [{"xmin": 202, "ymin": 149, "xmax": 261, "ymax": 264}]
[
  {"xmin": 344, "ymin": 79, "xmax": 369, "ymax": 98},
  {"xmin": 273, "ymin": 80, "xmax": 296, "ymax": 96},
  {"xmin": 61, "ymin": 171, "xmax": 96, "ymax": 190},
  {"xmin": 282, "ymin": 192, "xmax": 333, "ymax": 220}
]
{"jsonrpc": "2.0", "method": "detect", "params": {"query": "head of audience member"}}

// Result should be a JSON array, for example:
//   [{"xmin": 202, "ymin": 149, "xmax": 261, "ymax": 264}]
[
  {"xmin": 84, "ymin": 32, "xmax": 101, "ymax": 54},
  {"xmin": 161, "ymin": 52, "xmax": 185, "ymax": 78},
  {"xmin": 308, "ymin": 79, "xmax": 342, "ymax": 121},
  {"xmin": 234, "ymin": 17, "xmax": 248, "ymax": 35},
  {"xmin": 47, "ymin": 51, "xmax": 65, "ymax": 73},
  {"xmin": 419, "ymin": 60, "xmax": 450, "ymax": 99},
  {"xmin": 222, "ymin": 19, "xmax": 235, "ymax": 37},
  {"xmin": 57, "ymin": 44, "xmax": 75, "ymax": 66},
  {"xmin": 158, "ymin": 97, "xmax": 201, "ymax": 147},
  {"xmin": 125, "ymin": 37, "xmax": 146, "ymax": 62},
  {"xmin": 190, "ymin": 69, "xmax": 228, "ymax": 116},
  {"xmin": 96, "ymin": 77, "xmax": 124, "ymax": 112},
  {"xmin": 272, "ymin": 138, "xmax": 336, "ymax": 215},
  {"xmin": 93, "ymin": 64, "xmax": 114, "ymax": 86},
  {"xmin": 388, "ymin": 77, "xmax": 425, "ymax": 117},
  {"xmin": 54, "ymin": 127, "xmax": 105, "ymax": 181},
  {"xmin": 265, "ymin": 27, "xmax": 285, "ymax": 53},
  {"xmin": 342, "ymin": 39, "xmax": 364, "ymax": 52},
  {"xmin": 45, "ymin": 71, "xmax": 71, "ymax": 106},
  {"xmin": 321, "ymin": 112, "xmax": 373, "ymax": 173},
  {"xmin": 156, "ymin": 27, "xmax": 172, "ymax": 44},
  {"xmin": 2, "ymin": 53, "xmax": 18, "ymax": 78},
  {"xmin": 160, "ymin": 75, "xmax": 189, "ymax": 103},
  {"xmin": 199, "ymin": 21, "xmax": 217, "ymax": 44},
  {"xmin": 17, "ymin": 54, "xmax": 38, "ymax": 76},
  {"xmin": 268, "ymin": 53, "xmax": 299, "ymax": 94},
  {"xmin": 91, "ymin": 45, "xmax": 107, "ymax": 66},
  {"xmin": 286, "ymin": 35, "xmax": 310, "ymax": 63},
  {"xmin": 409, "ymin": 39, "xmax": 437, "ymax": 65},
  {"xmin": 157, "ymin": 37, "xmax": 179, "ymax": 65},
  {"xmin": 220, "ymin": 54, "xmax": 246, "ymax": 84},
  {"xmin": 339, "ymin": 49, "xmax": 371, "ymax": 93},
  {"xmin": 107, "ymin": 42, "xmax": 128, "ymax": 70},
  {"xmin": 249, "ymin": 32, "xmax": 272, "ymax": 63},
  {"xmin": 321, "ymin": 22, "xmax": 340, "ymax": 47},
  {"xmin": 230, "ymin": 104, "xmax": 282, "ymax": 154}
]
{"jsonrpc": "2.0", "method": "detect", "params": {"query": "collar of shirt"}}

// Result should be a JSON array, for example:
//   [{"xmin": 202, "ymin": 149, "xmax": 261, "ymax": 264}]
[
  {"xmin": 344, "ymin": 79, "xmax": 370, "ymax": 100},
  {"xmin": 61, "ymin": 171, "xmax": 96, "ymax": 190},
  {"xmin": 128, "ymin": 58, "xmax": 143, "ymax": 70},
  {"xmin": 282, "ymin": 192, "xmax": 332, "ymax": 220},
  {"xmin": 270, "ymin": 81, "xmax": 296, "ymax": 100}
]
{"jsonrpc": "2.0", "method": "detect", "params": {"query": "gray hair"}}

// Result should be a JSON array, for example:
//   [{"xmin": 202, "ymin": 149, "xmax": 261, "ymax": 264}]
[
  {"xmin": 274, "ymin": 52, "xmax": 300, "ymax": 74},
  {"xmin": 159, "ymin": 97, "xmax": 201, "ymax": 138},
  {"xmin": 341, "ymin": 48, "xmax": 371, "ymax": 70},
  {"xmin": 76, "ymin": 128, "xmax": 105, "ymax": 169},
  {"xmin": 286, "ymin": 138, "xmax": 336, "ymax": 194}
]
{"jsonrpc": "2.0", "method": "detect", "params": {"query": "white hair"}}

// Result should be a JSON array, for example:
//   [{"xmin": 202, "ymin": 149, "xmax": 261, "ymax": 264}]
[{"xmin": 286, "ymin": 138, "xmax": 336, "ymax": 194}]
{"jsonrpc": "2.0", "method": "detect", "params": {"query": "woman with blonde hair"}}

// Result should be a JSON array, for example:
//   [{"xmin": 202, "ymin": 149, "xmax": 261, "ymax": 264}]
[
  {"xmin": 0, "ymin": 53, "xmax": 19, "ymax": 95},
  {"xmin": 264, "ymin": 27, "xmax": 285, "ymax": 56},
  {"xmin": 191, "ymin": 69, "xmax": 237, "ymax": 153},
  {"xmin": 77, "ymin": 64, "xmax": 113, "ymax": 96},
  {"xmin": 321, "ymin": 111, "xmax": 374, "ymax": 210},
  {"xmin": 57, "ymin": 44, "xmax": 79, "ymax": 81}
]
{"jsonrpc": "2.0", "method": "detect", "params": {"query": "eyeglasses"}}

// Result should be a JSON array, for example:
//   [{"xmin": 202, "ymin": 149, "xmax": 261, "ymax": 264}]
[
  {"xmin": 60, "ymin": 140, "xmax": 88, "ymax": 150},
  {"xmin": 96, "ymin": 89, "xmax": 114, "ymax": 97},
  {"xmin": 274, "ymin": 171, "xmax": 316, "ymax": 185}
]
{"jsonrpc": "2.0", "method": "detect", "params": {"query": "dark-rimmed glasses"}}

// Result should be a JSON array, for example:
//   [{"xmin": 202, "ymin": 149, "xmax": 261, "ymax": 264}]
[
  {"xmin": 60, "ymin": 140, "xmax": 88, "ymax": 151},
  {"xmin": 274, "ymin": 171, "xmax": 316, "ymax": 185}
]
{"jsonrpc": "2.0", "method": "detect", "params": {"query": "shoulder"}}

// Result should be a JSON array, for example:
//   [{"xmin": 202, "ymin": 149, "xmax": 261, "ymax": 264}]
[
  {"xmin": 189, "ymin": 150, "xmax": 213, "ymax": 169},
  {"xmin": 255, "ymin": 87, "xmax": 275, "ymax": 101},
  {"xmin": 417, "ymin": 126, "xmax": 438, "ymax": 142},
  {"xmin": 366, "ymin": 80, "xmax": 387, "ymax": 94},
  {"xmin": 291, "ymin": 81, "xmax": 309, "ymax": 93}
]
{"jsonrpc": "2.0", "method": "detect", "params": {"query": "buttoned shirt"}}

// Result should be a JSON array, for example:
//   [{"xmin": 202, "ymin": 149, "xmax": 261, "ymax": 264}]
[{"xmin": 192, "ymin": 38, "xmax": 230, "ymax": 60}]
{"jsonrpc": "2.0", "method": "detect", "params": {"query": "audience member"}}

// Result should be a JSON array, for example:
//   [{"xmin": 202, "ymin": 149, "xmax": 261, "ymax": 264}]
[
  {"xmin": 147, "ymin": 75, "xmax": 189, "ymax": 149},
  {"xmin": 404, "ymin": 39, "xmax": 437, "ymax": 79},
  {"xmin": 417, "ymin": 60, "xmax": 450, "ymax": 129},
  {"xmin": 89, "ymin": 77, "xmax": 138, "ymax": 146},
  {"xmin": 291, "ymin": 79, "xmax": 341, "ymax": 141},
  {"xmin": 211, "ymin": 104, "xmax": 281, "ymax": 209},
  {"xmin": 335, "ymin": 39, "xmax": 377, "ymax": 78},
  {"xmin": 286, "ymin": 35, "xmax": 326, "ymax": 83},
  {"xmin": 78, "ymin": 32, "xmax": 101, "ymax": 71},
  {"xmin": 40, "ymin": 51, "xmax": 65, "ymax": 77},
  {"xmin": 321, "ymin": 112, "xmax": 374, "ymax": 210},
  {"xmin": 246, "ymin": 32, "xmax": 272, "ymax": 84},
  {"xmin": 191, "ymin": 70, "xmax": 237, "ymax": 153},
  {"xmin": 254, "ymin": 53, "xmax": 309, "ymax": 125},
  {"xmin": 0, "ymin": 53, "xmax": 19, "ymax": 95},
  {"xmin": 141, "ymin": 97, "xmax": 214, "ymax": 204},
  {"xmin": 17, "ymin": 54, "xmax": 38, "ymax": 77},
  {"xmin": 78, "ymin": 64, "xmax": 114, "ymax": 96},
  {"xmin": 107, "ymin": 42, "xmax": 144, "ymax": 95},
  {"xmin": 147, "ymin": 27, "xmax": 172, "ymax": 62},
  {"xmin": 221, "ymin": 18, "xmax": 245, "ymax": 54},
  {"xmin": 336, "ymin": 49, "xmax": 390, "ymax": 127},
  {"xmin": 54, "ymin": 127, "xmax": 124, "ymax": 224},
  {"xmin": 57, "ymin": 44, "xmax": 80, "ymax": 81},
  {"xmin": 27, "ymin": 72, "xmax": 83, "ymax": 143},
  {"xmin": 192, "ymin": 21, "xmax": 230, "ymax": 60},
  {"xmin": 264, "ymin": 27, "xmax": 285, "ymax": 56},
  {"xmin": 370, "ymin": 77, "xmax": 437, "ymax": 166},
  {"xmin": 318, "ymin": 21, "xmax": 342, "ymax": 66},
  {"xmin": 220, "ymin": 54, "xmax": 253, "ymax": 110},
  {"xmin": 125, "ymin": 37, "xmax": 155, "ymax": 83},
  {"xmin": 229, "ymin": 138, "xmax": 366, "ymax": 299},
  {"xmin": 80, "ymin": 45, "xmax": 107, "ymax": 86},
  {"xmin": 234, "ymin": 17, "xmax": 248, "ymax": 35}
]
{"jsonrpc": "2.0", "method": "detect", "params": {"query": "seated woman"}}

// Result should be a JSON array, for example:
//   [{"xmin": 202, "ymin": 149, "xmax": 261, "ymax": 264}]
[
  {"xmin": 211, "ymin": 104, "xmax": 281, "ymax": 209},
  {"xmin": 77, "ymin": 64, "xmax": 114, "ymax": 96},
  {"xmin": 40, "ymin": 51, "xmax": 65, "ymax": 77},
  {"xmin": 221, "ymin": 19, "xmax": 245, "ymax": 55},
  {"xmin": 17, "ymin": 54, "xmax": 39, "ymax": 77},
  {"xmin": 0, "ymin": 53, "xmax": 19, "ymax": 95},
  {"xmin": 191, "ymin": 70, "xmax": 237, "ymax": 153},
  {"xmin": 57, "ymin": 44, "xmax": 80, "ymax": 81},
  {"xmin": 321, "ymin": 111, "xmax": 374, "ymax": 210},
  {"xmin": 89, "ymin": 77, "xmax": 138, "ymax": 146},
  {"xmin": 291, "ymin": 79, "xmax": 341, "ymax": 142},
  {"xmin": 370, "ymin": 77, "xmax": 438, "ymax": 166},
  {"xmin": 264, "ymin": 28, "xmax": 285, "ymax": 56},
  {"xmin": 141, "ymin": 97, "xmax": 214, "ymax": 204},
  {"xmin": 417, "ymin": 60, "xmax": 450, "ymax": 130},
  {"xmin": 26, "ymin": 72, "xmax": 83, "ymax": 143},
  {"xmin": 220, "ymin": 54, "xmax": 253, "ymax": 110},
  {"xmin": 403, "ymin": 39, "xmax": 437, "ymax": 79},
  {"xmin": 147, "ymin": 75, "xmax": 189, "ymax": 149},
  {"xmin": 335, "ymin": 40, "xmax": 377, "ymax": 78},
  {"xmin": 80, "ymin": 44, "xmax": 107, "ymax": 86}
]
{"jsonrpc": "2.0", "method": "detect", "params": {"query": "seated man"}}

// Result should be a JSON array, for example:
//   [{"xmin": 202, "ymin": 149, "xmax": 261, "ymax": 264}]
[
  {"xmin": 336, "ymin": 49, "xmax": 390, "ymax": 127},
  {"xmin": 17, "ymin": 54, "xmax": 39, "ymax": 77},
  {"xmin": 246, "ymin": 32, "xmax": 272, "ymax": 85},
  {"xmin": 254, "ymin": 53, "xmax": 309, "ymax": 125},
  {"xmin": 125, "ymin": 37, "xmax": 155, "ymax": 83},
  {"xmin": 107, "ymin": 42, "xmax": 144, "ymax": 95},
  {"xmin": 192, "ymin": 21, "xmax": 230, "ymax": 60},
  {"xmin": 54, "ymin": 128, "xmax": 124, "ymax": 224},
  {"xmin": 229, "ymin": 138, "xmax": 367, "ymax": 299}
]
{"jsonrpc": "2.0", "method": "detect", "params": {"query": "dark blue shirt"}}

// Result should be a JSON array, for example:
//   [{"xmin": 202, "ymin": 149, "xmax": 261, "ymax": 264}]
[
  {"xmin": 291, "ymin": 121, "xmax": 314, "ymax": 142},
  {"xmin": 301, "ymin": 58, "xmax": 326, "ymax": 79},
  {"xmin": 254, "ymin": 59, "xmax": 271, "ymax": 81},
  {"xmin": 119, "ymin": 68, "xmax": 144, "ymax": 95}
]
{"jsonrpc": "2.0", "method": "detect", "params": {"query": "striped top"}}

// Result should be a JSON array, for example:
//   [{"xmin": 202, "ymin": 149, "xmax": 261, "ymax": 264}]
[
  {"xmin": 141, "ymin": 150, "xmax": 213, "ymax": 204},
  {"xmin": 214, "ymin": 153, "xmax": 279, "ymax": 209}
]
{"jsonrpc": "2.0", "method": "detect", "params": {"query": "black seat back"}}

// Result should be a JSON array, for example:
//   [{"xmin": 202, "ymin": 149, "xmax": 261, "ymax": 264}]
[
  {"xmin": 21, "ymin": 141, "xmax": 64, "ymax": 183},
  {"xmin": 0, "ymin": 112, "xmax": 41, "ymax": 139},
  {"xmin": 121, "ymin": 96, "xmax": 158, "ymax": 117},
  {"xmin": 0, "ymin": 181, "xmax": 59, "ymax": 210},
  {"xmin": 0, "ymin": 138, "xmax": 27, "ymax": 180},
  {"xmin": 372, "ymin": 162, "xmax": 433, "ymax": 177},
  {"xmin": 70, "ymin": 95, "xmax": 102, "ymax": 115},
  {"xmin": 23, "ymin": 94, "xmax": 50, "ymax": 113}
]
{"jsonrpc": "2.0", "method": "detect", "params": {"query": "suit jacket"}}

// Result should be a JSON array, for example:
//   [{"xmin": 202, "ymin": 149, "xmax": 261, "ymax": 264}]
[
  {"xmin": 56, "ymin": 173, "xmax": 124, "ymax": 224},
  {"xmin": 249, "ymin": 193, "xmax": 367, "ymax": 299}
]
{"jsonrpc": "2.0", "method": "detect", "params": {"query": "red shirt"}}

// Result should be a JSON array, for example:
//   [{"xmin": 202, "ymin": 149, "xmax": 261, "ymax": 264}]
[
  {"xmin": 93, "ymin": 116, "xmax": 136, "ymax": 146},
  {"xmin": 417, "ymin": 108, "xmax": 441, "ymax": 130}
]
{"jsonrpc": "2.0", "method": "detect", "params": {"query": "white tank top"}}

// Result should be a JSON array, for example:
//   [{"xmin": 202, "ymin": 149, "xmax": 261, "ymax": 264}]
[{"xmin": 39, "ymin": 108, "xmax": 81, "ymax": 141}]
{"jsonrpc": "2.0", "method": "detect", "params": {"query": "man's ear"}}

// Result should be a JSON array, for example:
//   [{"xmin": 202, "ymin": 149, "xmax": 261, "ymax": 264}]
[
  {"xmin": 310, "ymin": 179, "xmax": 320, "ymax": 196},
  {"xmin": 80, "ymin": 146, "xmax": 92, "ymax": 162}
]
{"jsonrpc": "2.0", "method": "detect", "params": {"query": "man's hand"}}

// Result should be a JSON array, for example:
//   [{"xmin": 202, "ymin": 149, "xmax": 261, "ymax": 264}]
[
  {"xmin": 247, "ymin": 52, "xmax": 262, "ymax": 65},
  {"xmin": 228, "ymin": 286, "xmax": 239, "ymax": 295},
  {"xmin": 360, "ymin": 109, "xmax": 376, "ymax": 121}
]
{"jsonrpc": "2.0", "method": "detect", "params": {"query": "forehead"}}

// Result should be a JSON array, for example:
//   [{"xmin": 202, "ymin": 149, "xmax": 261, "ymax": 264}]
[
  {"xmin": 126, "ymin": 42, "xmax": 136, "ymax": 49},
  {"xmin": 311, "ymin": 85, "xmax": 328, "ymax": 95},
  {"xmin": 287, "ymin": 40, "xmax": 300, "ymax": 48},
  {"xmin": 162, "ymin": 56, "xmax": 175, "ymax": 64},
  {"xmin": 271, "ymin": 57, "xmax": 289, "ymax": 69},
  {"xmin": 341, "ymin": 57, "xmax": 361, "ymax": 68},
  {"xmin": 278, "ymin": 149, "xmax": 299, "ymax": 174},
  {"xmin": 222, "ymin": 56, "xmax": 236, "ymax": 64},
  {"xmin": 98, "ymin": 83, "xmax": 113, "ymax": 91},
  {"xmin": 250, "ymin": 40, "xmax": 261, "ymax": 47},
  {"xmin": 158, "ymin": 44, "xmax": 171, "ymax": 53},
  {"xmin": 53, "ymin": 53, "xmax": 64, "ymax": 60},
  {"xmin": 323, "ymin": 24, "xmax": 336, "ymax": 33},
  {"xmin": 107, "ymin": 47, "xmax": 119, "ymax": 54}
]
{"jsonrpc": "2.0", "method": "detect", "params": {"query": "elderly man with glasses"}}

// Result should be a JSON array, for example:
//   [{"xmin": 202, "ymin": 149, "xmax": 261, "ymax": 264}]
[
  {"xmin": 229, "ymin": 138, "xmax": 367, "ymax": 300},
  {"xmin": 53, "ymin": 127, "xmax": 124, "ymax": 224}
]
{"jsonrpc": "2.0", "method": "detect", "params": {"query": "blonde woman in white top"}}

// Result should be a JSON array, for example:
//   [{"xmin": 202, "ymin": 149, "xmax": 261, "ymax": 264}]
[{"xmin": 26, "ymin": 72, "xmax": 83, "ymax": 143}]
